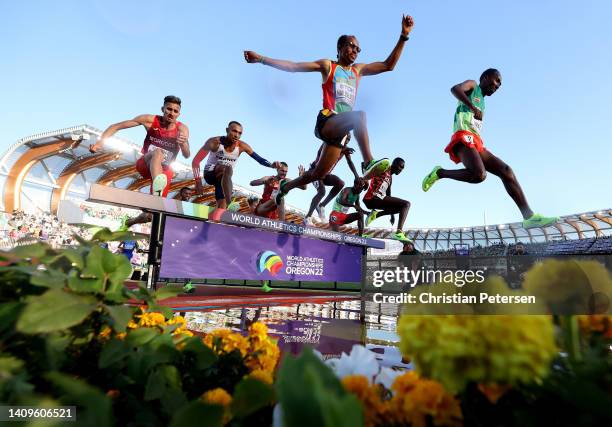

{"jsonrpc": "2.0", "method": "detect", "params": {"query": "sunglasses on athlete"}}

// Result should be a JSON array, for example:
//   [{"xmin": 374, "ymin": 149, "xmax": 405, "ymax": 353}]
[{"xmin": 346, "ymin": 42, "xmax": 361, "ymax": 53}]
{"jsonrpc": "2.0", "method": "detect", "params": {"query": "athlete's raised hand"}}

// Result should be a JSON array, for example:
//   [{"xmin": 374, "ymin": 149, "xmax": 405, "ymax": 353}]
[
  {"xmin": 401, "ymin": 14, "xmax": 414, "ymax": 36},
  {"xmin": 298, "ymin": 165, "xmax": 305, "ymax": 176},
  {"xmin": 342, "ymin": 147, "xmax": 355, "ymax": 156},
  {"xmin": 244, "ymin": 51, "xmax": 263, "ymax": 64},
  {"xmin": 271, "ymin": 160, "xmax": 282, "ymax": 169}
]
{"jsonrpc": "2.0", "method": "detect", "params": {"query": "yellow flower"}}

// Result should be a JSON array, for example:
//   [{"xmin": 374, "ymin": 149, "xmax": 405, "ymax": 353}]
[
  {"xmin": 202, "ymin": 387, "xmax": 232, "ymax": 406},
  {"xmin": 389, "ymin": 372, "xmax": 462, "ymax": 427},
  {"xmin": 137, "ymin": 312, "xmax": 166, "ymax": 328},
  {"xmin": 249, "ymin": 322, "xmax": 268, "ymax": 337},
  {"xmin": 342, "ymin": 375, "xmax": 386, "ymax": 427},
  {"xmin": 202, "ymin": 388, "xmax": 233, "ymax": 424},
  {"xmin": 247, "ymin": 369, "xmax": 274, "ymax": 385},
  {"xmin": 167, "ymin": 315, "xmax": 187, "ymax": 328},
  {"xmin": 397, "ymin": 315, "xmax": 556, "ymax": 393},
  {"xmin": 127, "ymin": 319, "xmax": 138, "ymax": 329},
  {"xmin": 98, "ymin": 326, "xmax": 112, "ymax": 340}
]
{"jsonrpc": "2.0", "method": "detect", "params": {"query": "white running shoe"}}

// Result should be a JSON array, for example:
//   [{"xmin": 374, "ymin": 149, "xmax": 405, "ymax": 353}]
[{"xmin": 316, "ymin": 205, "xmax": 326, "ymax": 220}]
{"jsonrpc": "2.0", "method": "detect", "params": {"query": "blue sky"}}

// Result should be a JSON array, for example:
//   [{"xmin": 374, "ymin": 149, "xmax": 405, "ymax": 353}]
[{"xmin": 2, "ymin": 0, "xmax": 610, "ymax": 228}]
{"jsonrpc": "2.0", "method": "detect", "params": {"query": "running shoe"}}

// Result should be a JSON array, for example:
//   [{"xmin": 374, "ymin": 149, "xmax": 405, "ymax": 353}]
[
  {"xmin": 362, "ymin": 158, "xmax": 390, "ymax": 179},
  {"xmin": 183, "ymin": 281, "xmax": 195, "ymax": 294},
  {"xmin": 303, "ymin": 216, "xmax": 314, "ymax": 226},
  {"xmin": 117, "ymin": 215, "xmax": 129, "ymax": 232},
  {"xmin": 152, "ymin": 174, "xmax": 168, "ymax": 197},
  {"xmin": 261, "ymin": 280, "xmax": 273, "ymax": 293},
  {"xmin": 361, "ymin": 233, "xmax": 372, "ymax": 238},
  {"xmin": 227, "ymin": 201, "xmax": 241, "ymax": 212},
  {"xmin": 422, "ymin": 166, "xmax": 441, "ymax": 192},
  {"xmin": 274, "ymin": 179, "xmax": 289, "ymax": 205},
  {"xmin": 522, "ymin": 214, "xmax": 560, "ymax": 229},
  {"xmin": 392, "ymin": 231, "xmax": 412, "ymax": 242},
  {"xmin": 316, "ymin": 204, "xmax": 326, "ymax": 220},
  {"xmin": 366, "ymin": 210, "xmax": 379, "ymax": 226}
]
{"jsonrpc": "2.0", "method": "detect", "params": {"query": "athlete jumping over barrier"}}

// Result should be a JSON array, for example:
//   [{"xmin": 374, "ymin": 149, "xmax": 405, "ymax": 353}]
[
  {"xmin": 244, "ymin": 14, "xmax": 415, "ymax": 206},
  {"xmin": 118, "ymin": 186, "xmax": 194, "ymax": 232},
  {"xmin": 250, "ymin": 162, "xmax": 306, "ymax": 221},
  {"xmin": 191, "ymin": 121, "xmax": 280, "ymax": 211},
  {"xmin": 421, "ymin": 69, "xmax": 558, "ymax": 229},
  {"xmin": 328, "ymin": 179, "xmax": 369, "ymax": 236},
  {"xmin": 303, "ymin": 141, "xmax": 361, "ymax": 226},
  {"xmin": 90, "ymin": 95, "xmax": 190, "ymax": 197},
  {"xmin": 364, "ymin": 157, "xmax": 411, "ymax": 242}
]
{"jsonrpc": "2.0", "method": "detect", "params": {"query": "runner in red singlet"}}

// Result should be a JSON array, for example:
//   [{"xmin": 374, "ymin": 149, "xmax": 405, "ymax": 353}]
[
  {"xmin": 363, "ymin": 157, "xmax": 411, "ymax": 242},
  {"xmin": 90, "ymin": 95, "xmax": 189, "ymax": 197},
  {"xmin": 244, "ymin": 14, "xmax": 414, "ymax": 206},
  {"xmin": 250, "ymin": 163, "xmax": 306, "ymax": 221}
]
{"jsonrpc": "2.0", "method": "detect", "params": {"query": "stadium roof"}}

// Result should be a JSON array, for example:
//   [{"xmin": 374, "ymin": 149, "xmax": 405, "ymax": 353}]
[
  {"xmin": 0, "ymin": 125, "xmax": 305, "ymax": 222},
  {"xmin": 1, "ymin": 125, "xmax": 609, "ymax": 248}
]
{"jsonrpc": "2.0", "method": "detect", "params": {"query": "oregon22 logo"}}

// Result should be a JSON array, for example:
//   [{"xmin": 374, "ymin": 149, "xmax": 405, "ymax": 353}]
[{"xmin": 256, "ymin": 251, "xmax": 284, "ymax": 276}]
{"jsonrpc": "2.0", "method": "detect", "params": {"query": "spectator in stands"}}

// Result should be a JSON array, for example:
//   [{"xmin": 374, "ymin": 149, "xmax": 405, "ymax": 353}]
[{"xmin": 398, "ymin": 241, "xmax": 423, "ymax": 281}]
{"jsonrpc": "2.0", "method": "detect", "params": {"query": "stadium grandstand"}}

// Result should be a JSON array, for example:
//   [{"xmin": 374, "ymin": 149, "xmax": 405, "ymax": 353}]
[{"xmin": 0, "ymin": 125, "xmax": 610, "ymax": 255}]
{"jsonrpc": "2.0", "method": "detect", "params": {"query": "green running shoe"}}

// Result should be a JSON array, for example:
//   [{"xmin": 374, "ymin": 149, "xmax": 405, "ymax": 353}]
[
  {"xmin": 392, "ymin": 231, "xmax": 412, "ymax": 243},
  {"xmin": 361, "ymin": 233, "xmax": 372, "ymax": 238},
  {"xmin": 366, "ymin": 210, "xmax": 379, "ymax": 226},
  {"xmin": 152, "ymin": 174, "xmax": 168, "ymax": 197},
  {"xmin": 227, "ymin": 201, "xmax": 241, "ymax": 212},
  {"xmin": 261, "ymin": 280, "xmax": 273, "ymax": 293},
  {"xmin": 183, "ymin": 281, "xmax": 195, "ymax": 294},
  {"xmin": 522, "ymin": 214, "xmax": 559, "ymax": 229},
  {"xmin": 274, "ymin": 179, "xmax": 289, "ymax": 205},
  {"xmin": 362, "ymin": 158, "xmax": 390, "ymax": 180},
  {"xmin": 422, "ymin": 166, "xmax": 441, "ymax": 192},
  {"xmin": 117, "ymin": 215, "xmax": 129, "ymax": 232}
]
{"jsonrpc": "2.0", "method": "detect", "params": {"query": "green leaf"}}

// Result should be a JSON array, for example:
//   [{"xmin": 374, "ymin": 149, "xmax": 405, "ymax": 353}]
[
  {"xmin": 45, "ymin": 333, "xmax": 71, "ymax": 370},
  {"xmin": 92, "ymin": 228, "xmax": 138, "ymax": 243},
  {"xmin": 169, "ymin": 401, "xmax": 224, "ymax": 427},
  {"xmin": 9, "ymin": 243, "xmax": 50, "ymax": 259},
  {"xmin": 145, "ymin": 365, "xmax": 182, "ymax": 401},
  {"xmin": 231, "ymin": 377, "xmax": 275, "ymax": 418},
  {"xmin": 0, "ymin": 302, "xmax": 23, "ymax": 333},
  {"xmin": 126, "ymin": 327, "xmax": 158, "ymax": 346},
  {"xmin": 16, "ymin": 289, "xmax": 96, "ymax": 334},
  {"xmin": 154, "ymin": 285, "xmax": 182, "ymax": 301},
  {"xmin": 67, "ymin": 268, "xmax": 104, "ymax": 294},
  {"xmin": 181, "ymin": 337, "xmax": 217, "ymax": 369},
  {"xmin": 61, "ymin": 248, "xmax": 86, "ymax": 270},
  {"xmin": 30, "ymin": 269, "xmax": 67, "ymax": 289},
  {"xmin": 45, "ymin": 371, "xmax": 112, "ymax": 427},
  {"xmin": 276, "ymin": 347, "xmax": 363, "ymax": 427},
  {"xmin": 99, "ymin": 339, "xmax": 130, "ymax": 368},
  {"xmin": 104, "ymin": 304, "xmax": 133, "ymax": 332}
]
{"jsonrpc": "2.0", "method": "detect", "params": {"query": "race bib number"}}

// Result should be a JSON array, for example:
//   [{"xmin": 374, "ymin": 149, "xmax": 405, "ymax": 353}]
[
  {"xmin": 335, "ymin": 81, "xmax": 356, "ymax": 107},
  {"xmin": 374, "ymin": 180, "xmax": 389, "ymax": 199},
  {"xmin": 146, "ymin": 146, "xmax": 172, "ymax": 164},
  {"xmin": 471, "ymin": 117, "xmax": 483, "ymax": 133}
]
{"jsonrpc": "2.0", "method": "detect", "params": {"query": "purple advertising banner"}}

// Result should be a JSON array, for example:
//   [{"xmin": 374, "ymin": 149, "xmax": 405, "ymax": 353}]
[{"xmin": 160, "ymin": 216, "xmax": 362, "ymax": 282}]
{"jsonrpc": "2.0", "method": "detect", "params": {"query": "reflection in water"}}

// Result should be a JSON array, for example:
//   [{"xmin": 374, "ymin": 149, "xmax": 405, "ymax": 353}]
[{"xmin": 184, "ymin": 299, "xmax": 408, "ymax": 368}]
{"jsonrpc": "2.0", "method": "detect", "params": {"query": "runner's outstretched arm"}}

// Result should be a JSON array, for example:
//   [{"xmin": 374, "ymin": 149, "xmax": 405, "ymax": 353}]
[
  {"xmin": 357, "ymin": 15, "xmax": 414, "ymax": 76},
  {"xmin": 90, "ymin": 115, "xmax": 153, "ymax": 153},
  {"xmin": 244, "ymin": 52, "xmax": 329, "ymax": 76},
  {"xmin": 250, "ymin": 176, "xmax": 274, "ymax": 186},
  {"xmin": 240, "ymin": 142, "xmax": 280, "ymax": 169}
]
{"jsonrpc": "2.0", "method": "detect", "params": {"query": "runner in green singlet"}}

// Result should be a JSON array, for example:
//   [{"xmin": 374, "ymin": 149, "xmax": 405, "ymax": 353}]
[
  {"xmin": 422, "ymin": 69, "xmax": 558, "ymax": 229},
  {"xmin": 328, "ymin": 179, "xmax": 369, "ymax": 236}
]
